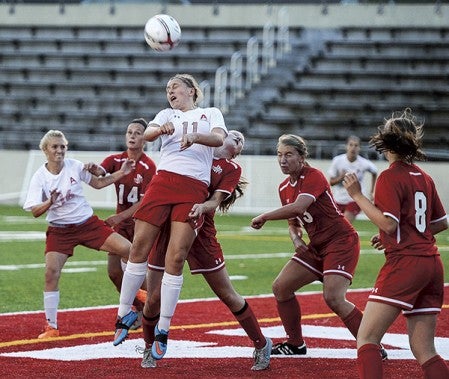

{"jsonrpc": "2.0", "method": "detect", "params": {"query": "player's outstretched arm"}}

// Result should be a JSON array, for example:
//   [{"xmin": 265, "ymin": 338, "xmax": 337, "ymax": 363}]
[{"xmin": 88, "ymin": 158, "xmax": 135, "ymax": 189}]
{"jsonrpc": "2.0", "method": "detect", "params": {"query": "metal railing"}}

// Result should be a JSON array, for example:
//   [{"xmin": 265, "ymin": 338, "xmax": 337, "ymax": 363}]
[{"xmin": 211, "ymin": 6, "xmax": 289, "ymax": 114}]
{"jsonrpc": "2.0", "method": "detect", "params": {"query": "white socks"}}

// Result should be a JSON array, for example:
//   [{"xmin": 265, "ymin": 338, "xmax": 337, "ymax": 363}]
[
  {"xmin": 43, "ymin": 291, "xmax": 59, "ymax": 329},
  {"xmin": 118, "ymin": 261, "xmax": 147, "ymax": 317},
  {"xmin": 158, "ymin": 272, "xmax": 183, "ymax": 332}
]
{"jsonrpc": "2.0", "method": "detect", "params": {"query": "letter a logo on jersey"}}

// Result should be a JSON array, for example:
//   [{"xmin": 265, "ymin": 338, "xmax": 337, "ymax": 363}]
[
  {"xmin": 70, "ymin": 177, "xmax": 77, "ymax": 185},
  {"xmin": 200, "ymin": 114, "xmax": 207, "ymax": 121}
]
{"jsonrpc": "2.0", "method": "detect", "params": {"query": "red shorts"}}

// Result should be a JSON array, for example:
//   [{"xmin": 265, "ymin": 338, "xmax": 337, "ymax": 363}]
[
  {"xmin": 292, "ymin": 232, "xmax": 360, "ymax": 282},
  {"xmin": 114, "ymin": 220, "xmax": 135, "ymax": 242},
  {"xmin": 187, "ymin": 223, "xmax": 225, "ymax": 274},
  {"xmin": 148, "ymin": 218, "xmax": 225, "ymax": 275},
  {"xmin": 147, "ymin": 220, "xmax": 170, "ymax": 271},
  {"xmin": 368, "ymin": 254, "xmax": 444, "ymax": 315},
  {"xmin": 337, "ymin": 201, "xmax": 361, "ymax": 216},
  {"xmin": 45, "ymin": 215, "xmax": 114, "ymax": 256},
  {"xmin": 134, "ymin": 170, "xmax": 208, "ymax": 230}
]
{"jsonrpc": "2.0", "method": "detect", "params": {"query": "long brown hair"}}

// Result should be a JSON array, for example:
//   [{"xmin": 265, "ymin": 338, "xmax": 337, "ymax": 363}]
[
  {"xmin": 370, "ymin": 108, "xmax": 426, "ymax": 163},
  {"xmin": 218, "ymin": 176, "xmax": 249, "ymax": 213}
]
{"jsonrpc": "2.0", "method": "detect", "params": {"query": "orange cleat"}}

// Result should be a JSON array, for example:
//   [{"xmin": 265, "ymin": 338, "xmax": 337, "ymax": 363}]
[{"xmin": 38, "ymin": 323, "xmax": 60, "ymax": 339}]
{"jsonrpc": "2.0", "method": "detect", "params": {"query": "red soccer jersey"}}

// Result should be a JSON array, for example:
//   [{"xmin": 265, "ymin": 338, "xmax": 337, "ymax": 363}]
[
  {"xmin": 100, "ymin": 152, "xmax": 156, "ymax": 215},
  {"xmin": 374, "ymin": 161, "xmax": 446, "ymax": 256},
  {"xmin": 278, "ymin": 165, "xmax": 354, "ymax": 250},
  {"xmin": 201, "ymin": 157, "xmax": 242, "ymax": 231}
]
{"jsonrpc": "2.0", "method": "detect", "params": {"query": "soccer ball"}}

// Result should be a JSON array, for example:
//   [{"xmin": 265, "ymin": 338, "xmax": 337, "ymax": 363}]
[{"xmin": 144, "ymin": 14, "xmax": 181, "ymax": 52}]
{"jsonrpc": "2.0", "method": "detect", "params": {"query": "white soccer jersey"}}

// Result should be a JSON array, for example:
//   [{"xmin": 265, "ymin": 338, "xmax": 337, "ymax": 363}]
[
  {"xmin": 151, "ymin": 107, "xmax": 227, "ymax": 185},
  {"xmin": 328, "ymin": 154, "xmax": 378, "ymax": 204},
  {"xmin": 23, "ymin": 158, "xmax": 94, "ymax": 224}
]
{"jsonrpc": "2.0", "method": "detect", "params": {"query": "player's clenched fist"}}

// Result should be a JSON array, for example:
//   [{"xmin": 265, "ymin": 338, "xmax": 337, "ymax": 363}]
[{"xmin": 250, "ymin": 215, "xmax": 266, "ymax": 229}]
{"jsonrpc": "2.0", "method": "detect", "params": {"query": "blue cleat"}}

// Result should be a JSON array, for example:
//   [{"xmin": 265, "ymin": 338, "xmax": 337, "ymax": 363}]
[
  {"xmin": 151, "ymin": 323, "xmax": 169, "ymax": 360},
  {"xmin": 113, "ymin": 310, "xmax": 138, "ymax": 346}
]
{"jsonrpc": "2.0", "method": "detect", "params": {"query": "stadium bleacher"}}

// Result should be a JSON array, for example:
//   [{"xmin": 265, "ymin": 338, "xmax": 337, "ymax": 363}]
[
  {"xmin": 0, "ymin": 3, "xmax": 449, "ymax": 160},
  {"xmin": 240, "ymin": 26, "xmax": 449, "ymax": 158}
]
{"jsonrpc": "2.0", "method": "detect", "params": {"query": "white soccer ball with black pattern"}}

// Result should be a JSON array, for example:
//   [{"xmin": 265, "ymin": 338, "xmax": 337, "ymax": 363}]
[{"xmin": 144, "ymin": 14, "xmax": 181, "ymax": 52}]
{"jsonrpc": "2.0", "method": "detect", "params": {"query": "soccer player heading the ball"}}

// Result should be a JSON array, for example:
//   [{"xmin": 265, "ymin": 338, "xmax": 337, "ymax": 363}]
[{"xmin": 113, "ymin": 74, "xmax": 227, "ymax": 362}]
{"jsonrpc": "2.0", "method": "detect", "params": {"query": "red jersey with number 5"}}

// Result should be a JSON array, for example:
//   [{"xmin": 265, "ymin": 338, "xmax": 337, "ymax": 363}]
[
  {"xmin": 100, "ymin": 152, "xmax": 156, "ymax": 214},
  {"xmin": 374, "ymin": 161, "xmax": 446, "ymax": 256},
  {"xmin": 278, "ymin": 165, "xmax": 355, "ymax": 250}
]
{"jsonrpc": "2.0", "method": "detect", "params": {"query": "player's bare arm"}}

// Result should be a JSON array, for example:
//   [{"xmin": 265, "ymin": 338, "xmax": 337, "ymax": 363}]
[
  {"xmin": 251, "ymin": 194, "xmax": 314, "ymax": 230},
  {"xmin": 180, "ymin": 127, "xmax": 225, "ymax": 151},
  {"xmin": 144, "ymin": 122, "xmax": 174, "ymax": 142},
  {"xmin": 189, "ymin": 191, "xmax": 226, "ymax": 220},
  {"xmin": 30, "ymin": 189, "xmax": 61, "ymax": 218},
  {"xmin": 329, "ymin": 171, "xmax": 346, "ymax": 186},
  {"xmin": 429, "ymin": 217, "xmax": 448, "ymax": 235},
  {"xmin": 343, "ymin": 172, "xmax": 397, "ymax": 235},
  {"xmin": 88, "ymin": 158, "xmax": 135, "ymax": 189},
  {"xmin": 105, "ymin": 201, "xmax": 142, "ymax": 227},
  {"xmin": 288, "ymin": 221, "xmax": 308, "ymax": 254},
  {"xmin": 84, "ymin": 162, "xmax": 106, "ymax": 177}
]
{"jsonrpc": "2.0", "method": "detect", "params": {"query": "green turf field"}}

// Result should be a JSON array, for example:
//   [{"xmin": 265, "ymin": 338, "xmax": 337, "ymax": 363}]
[{"xmin": 1, "ymin": 204, "xmax": 448, "ymax": 314}]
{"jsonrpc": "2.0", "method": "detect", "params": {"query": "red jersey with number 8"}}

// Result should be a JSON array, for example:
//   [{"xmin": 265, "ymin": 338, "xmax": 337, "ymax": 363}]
[{"xmin": 374, "ymin": 161, "xmax": 446, "ymax": 256}]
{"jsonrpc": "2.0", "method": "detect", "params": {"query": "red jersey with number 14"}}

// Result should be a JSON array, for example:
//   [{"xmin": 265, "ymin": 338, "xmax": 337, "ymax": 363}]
[
  {"xmin": 100, "ymin": 152, "xmax": 156, "ymax": 215},
  {"xmin": 279, "ymin": 165, "xmax": 355, "ymax": 251},
  {"xmin": 374, "ymin": 161, "xmax": 446, "ymax": 256}
]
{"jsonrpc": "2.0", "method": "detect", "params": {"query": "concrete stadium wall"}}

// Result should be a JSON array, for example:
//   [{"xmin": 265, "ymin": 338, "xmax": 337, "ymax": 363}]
[
  {"xmin": 1, "ymin": 3, "xmax": 449, "ymax": 28},
  {"xmin": 2, "ymin": 150, "xmax": 448, "ymax": 216}
]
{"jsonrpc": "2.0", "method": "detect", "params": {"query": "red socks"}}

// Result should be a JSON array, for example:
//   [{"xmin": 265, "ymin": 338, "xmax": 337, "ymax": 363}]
[
  {"xmin": 276, "ymin": 296, "xmax": 304, "ymax": 346},
  {"xmin": 357, "ymin": 343, "xmax": 383, "ymax": 379},
  {"xmin": 142, "ymin": 313, "xmax": 159, "ymax": 348},
  {"xmin": 341, "ymin": 306, "xmax": 363, "ymax": 339},
  {"xmin": 422, "ymin": 355, "xmax": 449, "ymax": 379},
  {"xmin": 233, "ymin": 301, "xmax": 266, "ymax": 349}
]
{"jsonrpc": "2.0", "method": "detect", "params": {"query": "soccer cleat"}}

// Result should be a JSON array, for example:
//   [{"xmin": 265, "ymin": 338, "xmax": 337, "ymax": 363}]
[
  {"xmin": 38, "ymin": 323, "xmax": 59, "ymax": 339},
  {"xmin": 380, "ymin": 344, "xmax": 388, "ymax": 361},
  {"xmin": 251, "ymin": 337, "xmax": 272, "ymax": 371},
  {"xmin": 271, "ymin": 341, "xmax": 307, "ymax": 355},
  {"xmin": 136, "ymin": 345, "xmax": 157, "ymax": 368},
  {"xmin": 113, "ymin": 310, "xmax": 138, "ymax": 346},
  {"xmin": 130, "ymin": 310, "xmax": 143, "ymax": 331},
  {"xmin": 151, "ymin": 323, "xmax": 169, "ymax": 360}
]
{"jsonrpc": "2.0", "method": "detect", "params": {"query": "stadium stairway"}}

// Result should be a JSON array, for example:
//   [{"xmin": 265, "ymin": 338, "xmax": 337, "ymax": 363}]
[{"xmin": 227, "ymin": 27, "xmax": 449, "ymax": 160}]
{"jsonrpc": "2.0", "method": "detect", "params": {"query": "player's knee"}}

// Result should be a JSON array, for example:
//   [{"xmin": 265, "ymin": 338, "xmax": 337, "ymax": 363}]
[
  {"xmin": 323, "ymin": 291, "xmax": 343, "ymax": 311},
  {"xmin": 166, "ymin": 249, "xmax": 188, "ymax": 271},
  {"xmin": 272, "ymin": 279, "xmax": 287, "ymax": 299},
  {"xmin": 45, "ymin": 267, "xmax": 61, "ymax": 282}
]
